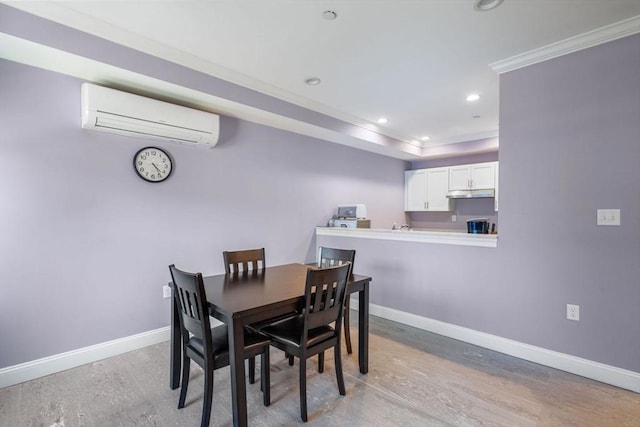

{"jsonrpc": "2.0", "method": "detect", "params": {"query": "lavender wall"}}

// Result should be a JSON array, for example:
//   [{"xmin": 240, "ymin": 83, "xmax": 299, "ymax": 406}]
[
  {"xmin": 0, "ymin": 59, "xmax": 407, "ymax": 368},
  {"xmin": 496, "ymin": 34, "xmax": 640, "ymax": 372}
]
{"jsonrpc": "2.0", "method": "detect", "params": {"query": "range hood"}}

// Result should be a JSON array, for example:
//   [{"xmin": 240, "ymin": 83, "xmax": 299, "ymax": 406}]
[{"xmin": 446, "ymin": 189, "xmax": 495, "ymax": 199}]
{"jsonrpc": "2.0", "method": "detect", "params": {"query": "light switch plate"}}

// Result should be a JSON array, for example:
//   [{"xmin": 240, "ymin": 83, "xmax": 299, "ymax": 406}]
[{"xmin": 597, "ymin": 209, "xmax": 620, "ymax": 226}]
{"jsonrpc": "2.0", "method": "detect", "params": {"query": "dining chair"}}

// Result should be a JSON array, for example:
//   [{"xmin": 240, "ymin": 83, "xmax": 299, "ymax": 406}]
[
  {"xmin": 318, "ymin": 247, "xmax": 356, "ymax": 355},
  {"xmin": 284, "ymin": 247, "xmax": 356, "ymax": 370},
  {"xmin": 223, "ymin": 248, "xmax": 265, "ymax": 274},
  {"xmin": 223, "ymin": 248, "xmax": 300, "ymax": 366},
  {"xmin": 222, "ymin": 247, "xmax": 266, "ymax": 382},
  {"xmin": 260, "ymin": 263, "xmax": 351, "ymax": 422},
  {"xmin": 168, "ymin": 264, "xmax": 271, "ymax": 427}
]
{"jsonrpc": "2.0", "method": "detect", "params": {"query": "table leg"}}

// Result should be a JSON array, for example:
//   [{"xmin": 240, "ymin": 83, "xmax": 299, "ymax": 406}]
[
  {"xmin": 229, "ymin": 318, "xmax": 248, "ymax": 427},
  {"xmin": 170, "ymin": 285, "xmax": 181, "ymax": 390},
  {"xmin": 358, "ymin": 282, "xmax": 369, "ymax": 374}
]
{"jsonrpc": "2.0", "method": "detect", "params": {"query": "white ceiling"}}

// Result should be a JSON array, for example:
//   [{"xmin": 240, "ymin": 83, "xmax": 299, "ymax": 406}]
[{"xmin": 4, "ymin": 0, "xmax": 640, "ymax": 158}]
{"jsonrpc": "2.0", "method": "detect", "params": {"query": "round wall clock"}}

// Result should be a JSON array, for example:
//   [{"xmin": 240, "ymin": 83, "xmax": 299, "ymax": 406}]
[{"xmin": 133, "ymin": 146, "xmax": 173, "ymax": 183}]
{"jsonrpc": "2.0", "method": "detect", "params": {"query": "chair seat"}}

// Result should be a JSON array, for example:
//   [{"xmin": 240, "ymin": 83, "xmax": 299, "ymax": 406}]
[
  {"xmin": 247, "ymin": 312, "xmax": 299, "ymax": 333},
  {"xmin": 188, "ymin": 324, "xmax": 270, "ymax": 357},
  {"xmin": 260, "ymin": 315, "xmax": 335, "ymax": 348}
]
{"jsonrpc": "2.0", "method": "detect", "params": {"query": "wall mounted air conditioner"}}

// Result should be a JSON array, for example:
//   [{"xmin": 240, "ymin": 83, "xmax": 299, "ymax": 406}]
[{"xmin": 81, "ymin": 83, "xmax": 219, "ymax": 146}]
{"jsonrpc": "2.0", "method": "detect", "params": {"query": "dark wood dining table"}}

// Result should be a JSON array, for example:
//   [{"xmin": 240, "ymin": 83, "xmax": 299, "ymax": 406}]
[{"xmin": 169, "ymin": 262, "xmax": 372, "ymax": 427}]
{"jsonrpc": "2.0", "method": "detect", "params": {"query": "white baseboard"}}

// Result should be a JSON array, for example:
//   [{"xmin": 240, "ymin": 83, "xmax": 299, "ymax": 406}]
[
  {"xmin": 360, "ymin": 301, "xmax": 640, "ymax": 393},
  {"xmin": 0, "ymin": 326, "xmax": 170, "ymax": 389},
  {"xmin": 3, "ymin": 302, "xmax": 639, "ymax": 394}
]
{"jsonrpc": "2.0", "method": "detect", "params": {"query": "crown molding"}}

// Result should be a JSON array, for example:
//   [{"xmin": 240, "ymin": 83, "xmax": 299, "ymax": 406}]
[{"xmin": 491, "ymin": 15, "xmax": 640, "ymax": 74}]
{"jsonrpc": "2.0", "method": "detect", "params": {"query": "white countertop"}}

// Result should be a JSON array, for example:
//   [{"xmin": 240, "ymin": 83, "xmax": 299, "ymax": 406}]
[{"xmin": 316, "ymin": 227, "xmax": 498, "ymax": 248}]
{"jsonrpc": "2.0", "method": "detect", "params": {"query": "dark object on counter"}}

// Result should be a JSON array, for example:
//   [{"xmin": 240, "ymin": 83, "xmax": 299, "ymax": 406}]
[
  {"xmin": 491, "ymin": 223, "xmax": 497, "ymax": 234},
  {"xmin": 467, "ymin": 218, "xmax": 490, "ymax": 234}
]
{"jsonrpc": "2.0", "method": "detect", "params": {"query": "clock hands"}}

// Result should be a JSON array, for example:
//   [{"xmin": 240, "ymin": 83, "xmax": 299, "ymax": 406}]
[{"xmin": 152, "ymin": 162, "xmax": 162, "ymax": 173}]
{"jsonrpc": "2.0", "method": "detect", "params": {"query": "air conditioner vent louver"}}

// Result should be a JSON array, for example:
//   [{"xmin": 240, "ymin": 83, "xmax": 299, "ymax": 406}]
[{"xmin": 81, "ymin": 83, "xmax": 219, "ymax": 146}]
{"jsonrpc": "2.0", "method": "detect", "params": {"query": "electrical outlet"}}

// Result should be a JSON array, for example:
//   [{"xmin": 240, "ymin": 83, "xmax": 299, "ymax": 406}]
[
  {"xmin": 597, "ymin": 209, "xmax": 620, "ymax": 226},
  {"xmin": 567, "ymin": 304, "xmax": 580, "ymax": 321},
  {"xmin": 163, "ymin": 285, "xmax": 171, "ymax": 299},
  {"xmin": 451, "ymin": 214, "xmax": 457, "ymax": 222}
]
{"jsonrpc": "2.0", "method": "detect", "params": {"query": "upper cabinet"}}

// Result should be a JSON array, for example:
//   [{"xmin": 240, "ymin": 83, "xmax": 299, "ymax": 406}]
[
  {"xmin": 426, "ymin": 167, "xmax": 451, "ymax": 211},
  {"xmin": 405, "ymin": 161, "xmax": 498, "ymax": 212},
  {"xmin": 448, "ymin": 162, "xmax": 496, "ymax": 190},
  {"xmin": 405, "ymin": 169, "xmax": 428, "ymax": 211},
  {"xmin": 405, "ymin": 167, "xmax": 451, "ymax": 211}
]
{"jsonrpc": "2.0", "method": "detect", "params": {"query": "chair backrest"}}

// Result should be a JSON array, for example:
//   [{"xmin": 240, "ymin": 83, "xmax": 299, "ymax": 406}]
[
  {"xmin": 169, "ymin": 264, "xmax": 212, "ymax": 351},
  {"xmin": 318, "ymin": 247, "xmax": 355, "ymax": 278},
  {"xmin": 303, "ymin": 263, "xmax": 351, "ymax": 334},
  {"xmin": 223, "ymin": 248, "xmax": 266, "ymax": 274}
]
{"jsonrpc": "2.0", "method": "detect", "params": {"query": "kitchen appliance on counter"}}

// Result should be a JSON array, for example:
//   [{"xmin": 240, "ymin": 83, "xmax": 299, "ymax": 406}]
[
  {"xmin": 337, "ymin": 204, "xmax": 367, "ymax": 219},
  {"xmin": 328, "ymin": 204, "xmax": 371, "ymax": 228},
  {"xmin": 467, "ymin": 218, "xmax": 491, "ymax": 234}
]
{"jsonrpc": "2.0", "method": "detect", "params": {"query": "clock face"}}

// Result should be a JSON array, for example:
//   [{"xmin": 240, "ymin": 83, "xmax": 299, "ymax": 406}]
[{"xmin": 133, "ymin": 147, "xmax": 173, "ymax": 182}]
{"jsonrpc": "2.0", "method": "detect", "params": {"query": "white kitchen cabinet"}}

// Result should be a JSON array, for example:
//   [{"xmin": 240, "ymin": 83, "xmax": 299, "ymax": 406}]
[
  {"xmin": 449, "ymin": 162, "xmax": 496, "ymax": 190},
  {"xmin": 426, "ymin": 167, "xmax": 451, "ymax": 211},
  {"xmin": 405, "ymin": 167, "xmax": 451, "ymax": 211},
  {"xmin": 448, "ymin": 165, "xmax": 472, "ymax": 190},
  {"xmin": 405, "ymin": 169, "xmax": 427, "ymax": 211}
]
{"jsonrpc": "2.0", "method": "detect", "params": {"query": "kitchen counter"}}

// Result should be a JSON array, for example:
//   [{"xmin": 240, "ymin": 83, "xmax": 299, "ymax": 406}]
[{"xmin": 316, "ymin": 227, "xmax": 497, "ymax": 248}]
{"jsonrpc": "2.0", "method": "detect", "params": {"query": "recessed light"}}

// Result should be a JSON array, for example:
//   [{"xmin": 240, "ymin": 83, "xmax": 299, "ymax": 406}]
[
  {"xmin": 420, "ymin": 136, "xmax": 430, "ymax": 141},
  {"xmin": 474, "ymin": 0, "xmax": 504, "ymax": 12},
  {"xmin": 305, "ymin": 77, "xmax": 321, "ymax": 85},
  {"xmin": 322, "ymin": 10, "xmax": 337, "ymax": 20},
  {"xmin": 466, "ymin": 94, "xmax": 480, "ymax": 102},
  {"xmin": 377, "ymin": 117, "xmax": 388, "ymax": 124}
]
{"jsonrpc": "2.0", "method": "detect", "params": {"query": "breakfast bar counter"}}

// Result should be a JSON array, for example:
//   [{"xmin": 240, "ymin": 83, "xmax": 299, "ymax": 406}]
[
  {"xmin": 314, "ymin": 225, "xmax": 501, "ymax": 367},
  {"xmin": 316, "ymin": 227, "xmax": 498, "ymax": 248}
]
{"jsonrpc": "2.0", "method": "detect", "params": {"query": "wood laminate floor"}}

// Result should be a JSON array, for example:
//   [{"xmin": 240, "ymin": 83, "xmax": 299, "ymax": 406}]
[{"xmin": 1, "ymin": 315, "xmax": 638, "ymax": 426}]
